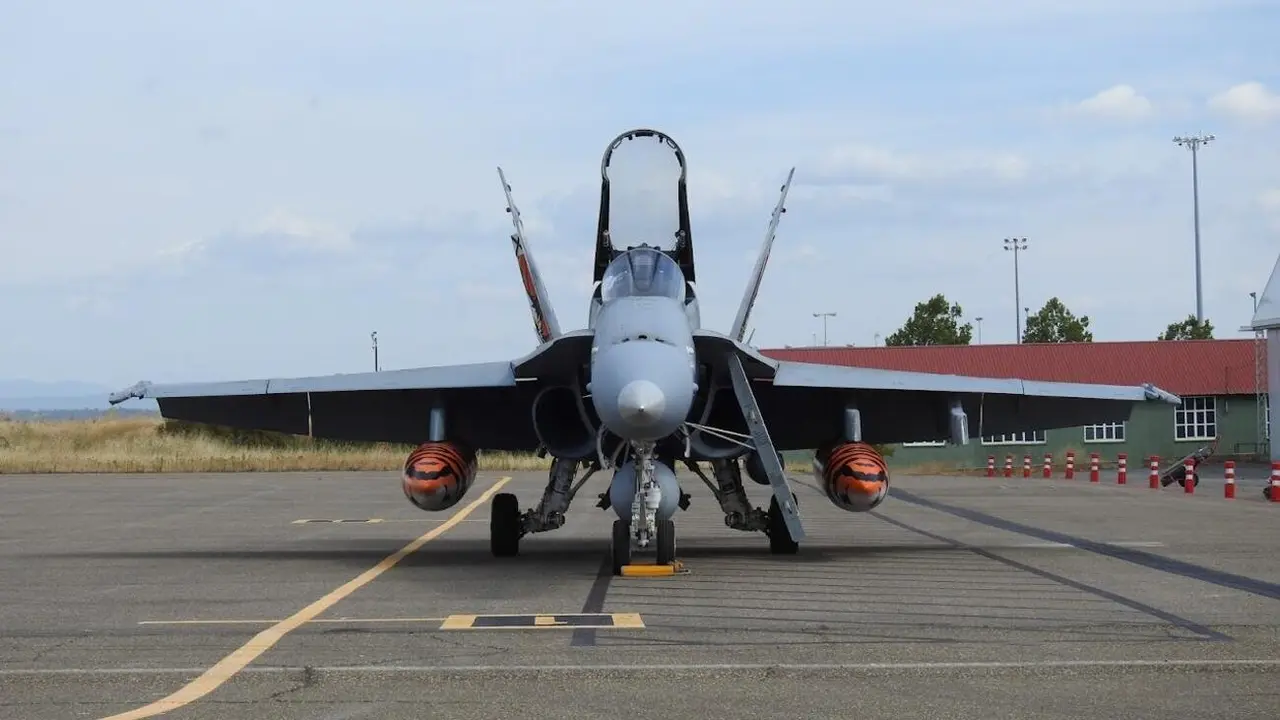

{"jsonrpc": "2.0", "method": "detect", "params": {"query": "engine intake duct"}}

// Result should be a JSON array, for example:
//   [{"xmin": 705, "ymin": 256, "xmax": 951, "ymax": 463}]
[
  {"xmin": 687, "ymin": 387, "xmax": 747, "ymax": 460},
  {"xmin": 531, "ymin": 384, "xmax": 597, "ymax": 459}
]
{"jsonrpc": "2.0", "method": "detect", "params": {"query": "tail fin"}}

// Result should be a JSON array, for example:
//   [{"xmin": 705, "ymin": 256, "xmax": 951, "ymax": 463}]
[
  {"xmin": 498, "ymin": 167, "xmax": 562, "ymax": 344},
  {"xmin": 728, "ymin": 167, "xmax": 794, "ymax": 342}
]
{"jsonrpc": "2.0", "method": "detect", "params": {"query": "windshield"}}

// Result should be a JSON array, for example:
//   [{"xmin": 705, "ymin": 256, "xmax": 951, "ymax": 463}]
[{"xmin": 600, "ymin": 247, "xmax": 686, "ymax": 304}]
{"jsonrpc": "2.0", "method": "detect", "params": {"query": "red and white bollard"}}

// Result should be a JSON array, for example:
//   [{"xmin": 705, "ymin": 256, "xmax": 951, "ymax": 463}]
[
  {"xmin": 1004, "ymin": 455, "xmax": 1013, "ymax": 478},
  {"xmin": 987, "ymin": 455, "xmax": 995, "ymax": 477},
  {"xmin": 1065, "ymin": 451, "xmax": 1075, "ymax": 480},
  {"xmin": 1022, "ymin": 454, "xmax": 1031, "ymax": 478},
  {"xmin": 1224, "ymin": 460, "xmax": 1235, "ymax": 499},
  {"xmin": 1117, "ymin": 453, "xmax": 1127, "ymax": 485},
  {"xmin": 1090, "ymin": 452, "xmax": 1100, "ymax": 483},
  {"xmin": 1042, "ymin": 453, "xmax": 1052, "ymax": 478},
  {"xmin": 1149, "ymin": 455, "xmax": 1159, "ymax": 489},
  {"xmin": 1270, "ymin": 462, "xmax": 1280, "ymax": 503},
  {"xmin": 1184, "ymin": 458, "xmax": 1195, "ymax": 494}
]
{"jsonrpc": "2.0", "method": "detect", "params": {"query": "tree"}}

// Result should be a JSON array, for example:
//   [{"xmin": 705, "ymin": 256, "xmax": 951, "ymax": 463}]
[
  {"xmin": 1158, "ymin": 314, "xmax": 1214, "ymax": 340},
  {"xmin": 884, "ymin": 293, "xmax": 973, "ymax": 346},
  {"xmin": 1022, "ymin": 297, "xmax": 1093, "ymax": 343}
]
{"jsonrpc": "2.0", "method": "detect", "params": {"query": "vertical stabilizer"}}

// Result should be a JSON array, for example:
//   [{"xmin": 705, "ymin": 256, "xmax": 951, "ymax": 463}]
[
  {"xmin": 498, "ymin": 167, "xmax": 562, "ymax": 344},
  {"xmin": 729, "ymin": 168, "xmax": 794, "ymax": 342}
]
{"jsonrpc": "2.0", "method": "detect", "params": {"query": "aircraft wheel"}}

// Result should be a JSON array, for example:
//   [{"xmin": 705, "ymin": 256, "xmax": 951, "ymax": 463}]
[
  {"xmin": 490, "ymin": 492, "xmax": 521, "ymax": 557},
  {"xmin": 655, "ymin": 518, "xmax": 676, "ymax": 565},
  {"xmin": 1177, "ymin": 472, "xmax": 1200, "ymax": 488},
  {"xmin": 611, "ymin": 519, "xmax": 632, "ymax": 575},
  {"xmin": 766, "ymin": 495, "xmax": 799, "ymax": 555}
]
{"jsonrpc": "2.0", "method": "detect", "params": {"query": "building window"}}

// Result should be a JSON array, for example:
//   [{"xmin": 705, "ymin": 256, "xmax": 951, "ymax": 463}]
[
  {"xmin": 1083, "ymin": 422, "xmax": 1125, "ymax": 443},
  {"xmin": 981, "ymin": 430, "xmax": 1046, "ymax": 445},
  {"xmin": 1174, "ymin": 396, "xmax": 1217, "ymax": 441},
  {"xmin": 902, "ymin": 440, "xmax": 946, "ymax": 447}
]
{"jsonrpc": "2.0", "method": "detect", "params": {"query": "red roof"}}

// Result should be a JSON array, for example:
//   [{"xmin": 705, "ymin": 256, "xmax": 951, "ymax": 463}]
[{"xmin": 760, "ymin": 339, "xmax": 1266, "ymax": 396}]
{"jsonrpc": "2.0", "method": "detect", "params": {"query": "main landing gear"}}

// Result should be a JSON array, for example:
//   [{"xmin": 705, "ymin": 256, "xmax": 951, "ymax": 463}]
[
  {"xmin": 681, "ymin": 456, "xmax": 800, "ymax": 555},
  {"xmin": 489, "ymin": 455, "xmax": 598, "ymax": 557}
]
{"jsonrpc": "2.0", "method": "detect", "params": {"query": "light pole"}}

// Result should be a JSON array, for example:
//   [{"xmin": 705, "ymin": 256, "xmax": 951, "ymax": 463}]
[
  {"xmin": 1003, "ymin": 237, "xmax": 1028, "ymax": 342},
  {"xmin": 371, "ymin": 331, "xmax": 379, "ymax": 372},
  {"xmin": 1174, "ymin": 133, "xmax": 1213, "ymax": 322},
  {"xmin": 975, "ymin": 316, "xmax": 983, "ymax": 344},
  {"xmin": 813, "ymin": 312, "xmax": 836, "ymax": 346}
]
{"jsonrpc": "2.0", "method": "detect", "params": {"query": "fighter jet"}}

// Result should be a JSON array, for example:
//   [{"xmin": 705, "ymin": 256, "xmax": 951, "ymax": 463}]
[{"xmin": 109, "ymin": 128, "xmax": 1180, "ymax": 575}]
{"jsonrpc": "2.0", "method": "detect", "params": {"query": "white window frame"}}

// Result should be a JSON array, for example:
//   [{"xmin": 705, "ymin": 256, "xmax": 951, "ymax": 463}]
[
  {"xmin": 1173, "ymin": 395, "xmax": 1217, "ymax": 442},
  {"xmin": 1083, "ymin": 422, "xmax": 1125, "ymax": 443},
  {"xmin": 981, "ymin": 430, "xmax": 1046, "ymax": 445}
]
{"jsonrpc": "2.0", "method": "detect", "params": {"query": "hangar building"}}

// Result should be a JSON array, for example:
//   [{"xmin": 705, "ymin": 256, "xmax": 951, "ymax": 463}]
[{"xmin": 762, "ymin": 337, "xmax": 1270, "ymax": 470}]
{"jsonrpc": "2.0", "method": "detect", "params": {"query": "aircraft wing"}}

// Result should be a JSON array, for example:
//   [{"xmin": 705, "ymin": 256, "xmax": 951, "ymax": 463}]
[
  {"xmin": 738, "ymin": 352, "xmax": 1180, "ymax": 450},
  {"xmin": 108, "ymin": 330, "xmax": 595, "ymax": 450}
]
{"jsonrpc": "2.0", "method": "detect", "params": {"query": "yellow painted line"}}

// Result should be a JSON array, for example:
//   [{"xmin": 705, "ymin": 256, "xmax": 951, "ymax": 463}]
[
  {"xmin": 438, "ymin": 613, "xmax": 646, "ymax": 630},
  {"xmin": 137, "ymin": 617, "xmax": 448, "ymax": 626},
  {"xmin": 100, "ymin": 476, "xmax": 511, "ymax": 720},
  {"xmin": 292, "ymin": 518, "xmax": 483, "ymax": 524}
]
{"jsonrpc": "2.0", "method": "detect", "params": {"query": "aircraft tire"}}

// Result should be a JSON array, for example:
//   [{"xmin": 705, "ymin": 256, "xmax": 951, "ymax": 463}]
[
  {"xmin": 766, "ymin": 495, "xmax": 799, "ymax": 555},
  {"xmin": 1177, "ymin": 472, "xmax": 1200, "ymax": 488},
  {"xmin": 611, "ymin": 519, "xmax": 631, "ymax": 575},
  {"xmin": 490, "ymin": 492, "xmax": 521, "ymax": 557},
  {"xmin": 655, "ymin": 518, "xmax": 676, "ymax": 565}
]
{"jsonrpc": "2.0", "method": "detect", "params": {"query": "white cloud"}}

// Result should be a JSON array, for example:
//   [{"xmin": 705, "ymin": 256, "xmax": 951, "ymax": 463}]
[
  {"xmin": 1, "ymin": 0, "xmax": 1278, "ymax": 384},
  {"xmin": 1260, "ymin": 189, "xmax": 1280, "ymax": 231},
  {"xmin": 814, "ymin": 144, "xmax": 1030, "ymax": 184},
  {"xmin": 1209, "ymin": 82, "xmax": 1280, "ymax": 122},
  {"xmin": 1072, "ymin": 84, "xmax": 1154, "ymax": 121},
  {"xmin": 1259, "ymin": 189, "xmax": 1280, "ymax": 210}
]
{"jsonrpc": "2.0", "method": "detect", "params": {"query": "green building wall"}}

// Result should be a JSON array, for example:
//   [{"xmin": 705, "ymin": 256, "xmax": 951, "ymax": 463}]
[
  {"xmin": 884, "ymin": 393, "xmax": 1267, "ymax": 471},
  {"xmin": 782, "ymin": 393, "xmax": 1269, "ymax": 473}
]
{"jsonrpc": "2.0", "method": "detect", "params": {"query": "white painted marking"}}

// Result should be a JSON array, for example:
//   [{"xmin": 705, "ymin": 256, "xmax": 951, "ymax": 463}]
[
  {"xmin": 3, "ymin": 659, "xmax": 1278, "ymax": 676},
  {"xmin": 1010, "ymin": 541, "xmax": 1165, "ymax": 549}
]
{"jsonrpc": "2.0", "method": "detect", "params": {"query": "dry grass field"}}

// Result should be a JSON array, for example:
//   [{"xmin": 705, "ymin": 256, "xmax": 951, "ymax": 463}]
[
  {"xmin": 0, "ymin": 415, "xmax": 782, "ymax": 474},
  {"xmin": 0, "ymin": 415, "xmax": 964, "ymax": 476}
]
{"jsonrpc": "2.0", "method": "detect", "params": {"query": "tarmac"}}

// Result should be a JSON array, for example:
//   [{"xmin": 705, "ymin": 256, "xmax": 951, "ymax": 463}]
[{"xmin": 1, "ymin": 468, "xmax": 1278, "ymax": 719}]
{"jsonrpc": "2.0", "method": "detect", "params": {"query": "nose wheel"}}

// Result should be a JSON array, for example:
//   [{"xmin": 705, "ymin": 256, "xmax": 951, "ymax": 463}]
[
  {"xmin": 611, "ymin": 519, "xmax": 631, "ymax": 574},
  {"xmin": 611, "ymin": 517, "xmax": 678, "ymax": 575}
]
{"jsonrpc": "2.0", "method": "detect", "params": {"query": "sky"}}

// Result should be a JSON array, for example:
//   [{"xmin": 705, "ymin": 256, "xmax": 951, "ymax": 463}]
[{"xmin": 2, "ymin": 0, "xmax": 1279, "ymax": 393}]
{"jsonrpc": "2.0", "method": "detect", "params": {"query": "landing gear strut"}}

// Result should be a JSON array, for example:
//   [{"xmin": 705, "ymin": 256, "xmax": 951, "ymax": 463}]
[{"xmin": 488, "ymin": 456, "xmax": 599, "ymax": 557}]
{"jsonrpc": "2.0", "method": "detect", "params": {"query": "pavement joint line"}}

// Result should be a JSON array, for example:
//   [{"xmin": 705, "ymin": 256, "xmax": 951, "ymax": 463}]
[
  {"xmin": 4, "ymin": 659, "xmax": 1280, "ymax": 676},
  {"xmin": 95, "ymin": 475, "xmax": 512, "ymax": 720},
  {"xmin": 888, "ymin": 487, "xmax": 1280, "ymax": 601}
]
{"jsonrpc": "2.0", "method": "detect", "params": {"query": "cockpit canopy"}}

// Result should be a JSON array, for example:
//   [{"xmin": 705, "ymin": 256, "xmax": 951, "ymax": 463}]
[{"xmin": 600, "ymin": 246, "xmax": 686, "ymax": 304}]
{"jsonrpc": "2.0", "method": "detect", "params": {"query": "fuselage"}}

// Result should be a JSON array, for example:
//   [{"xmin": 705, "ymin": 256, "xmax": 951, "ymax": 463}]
[{"xmin": 587, "ymin": 247, "xmax": 697, "ymax": 443}]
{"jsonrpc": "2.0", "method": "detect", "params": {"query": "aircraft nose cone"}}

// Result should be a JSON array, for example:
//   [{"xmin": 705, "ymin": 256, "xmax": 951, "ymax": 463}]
[{"xmin": 617, "ymin": 380, "xmax": 666, "ymax": 426}]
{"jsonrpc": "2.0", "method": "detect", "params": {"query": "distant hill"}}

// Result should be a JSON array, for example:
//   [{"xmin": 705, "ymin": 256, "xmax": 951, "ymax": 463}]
[
  {"xmin": 0, "ymin": 379, "xmax": 158, "ymax": 412},
  {"xmin": 1, "ymin": 408, "xmax": 160, "ymax": 420}
]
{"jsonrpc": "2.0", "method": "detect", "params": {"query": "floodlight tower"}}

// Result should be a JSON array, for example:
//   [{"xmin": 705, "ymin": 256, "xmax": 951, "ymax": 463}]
[
  {"xmin": 1003, "ymin": 237, "xmax": 1028, "ymax": 342},
  {"xmin": 1173, "ymin": 133, "xmax": 1214, "ymax": 322},
  {"xmin": 813, "ymin": 312, "xmax": 836, "ymax": 346}
]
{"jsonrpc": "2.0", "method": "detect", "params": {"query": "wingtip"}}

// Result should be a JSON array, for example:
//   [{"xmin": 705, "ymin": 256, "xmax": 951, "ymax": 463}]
[
  {"xmin": 1142, "ymin": 382, "xmax": 1182, "ymax": 405},
  {"xmin": 107, "ymin": 380, "xmax": 151, "ymax": 405}
]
